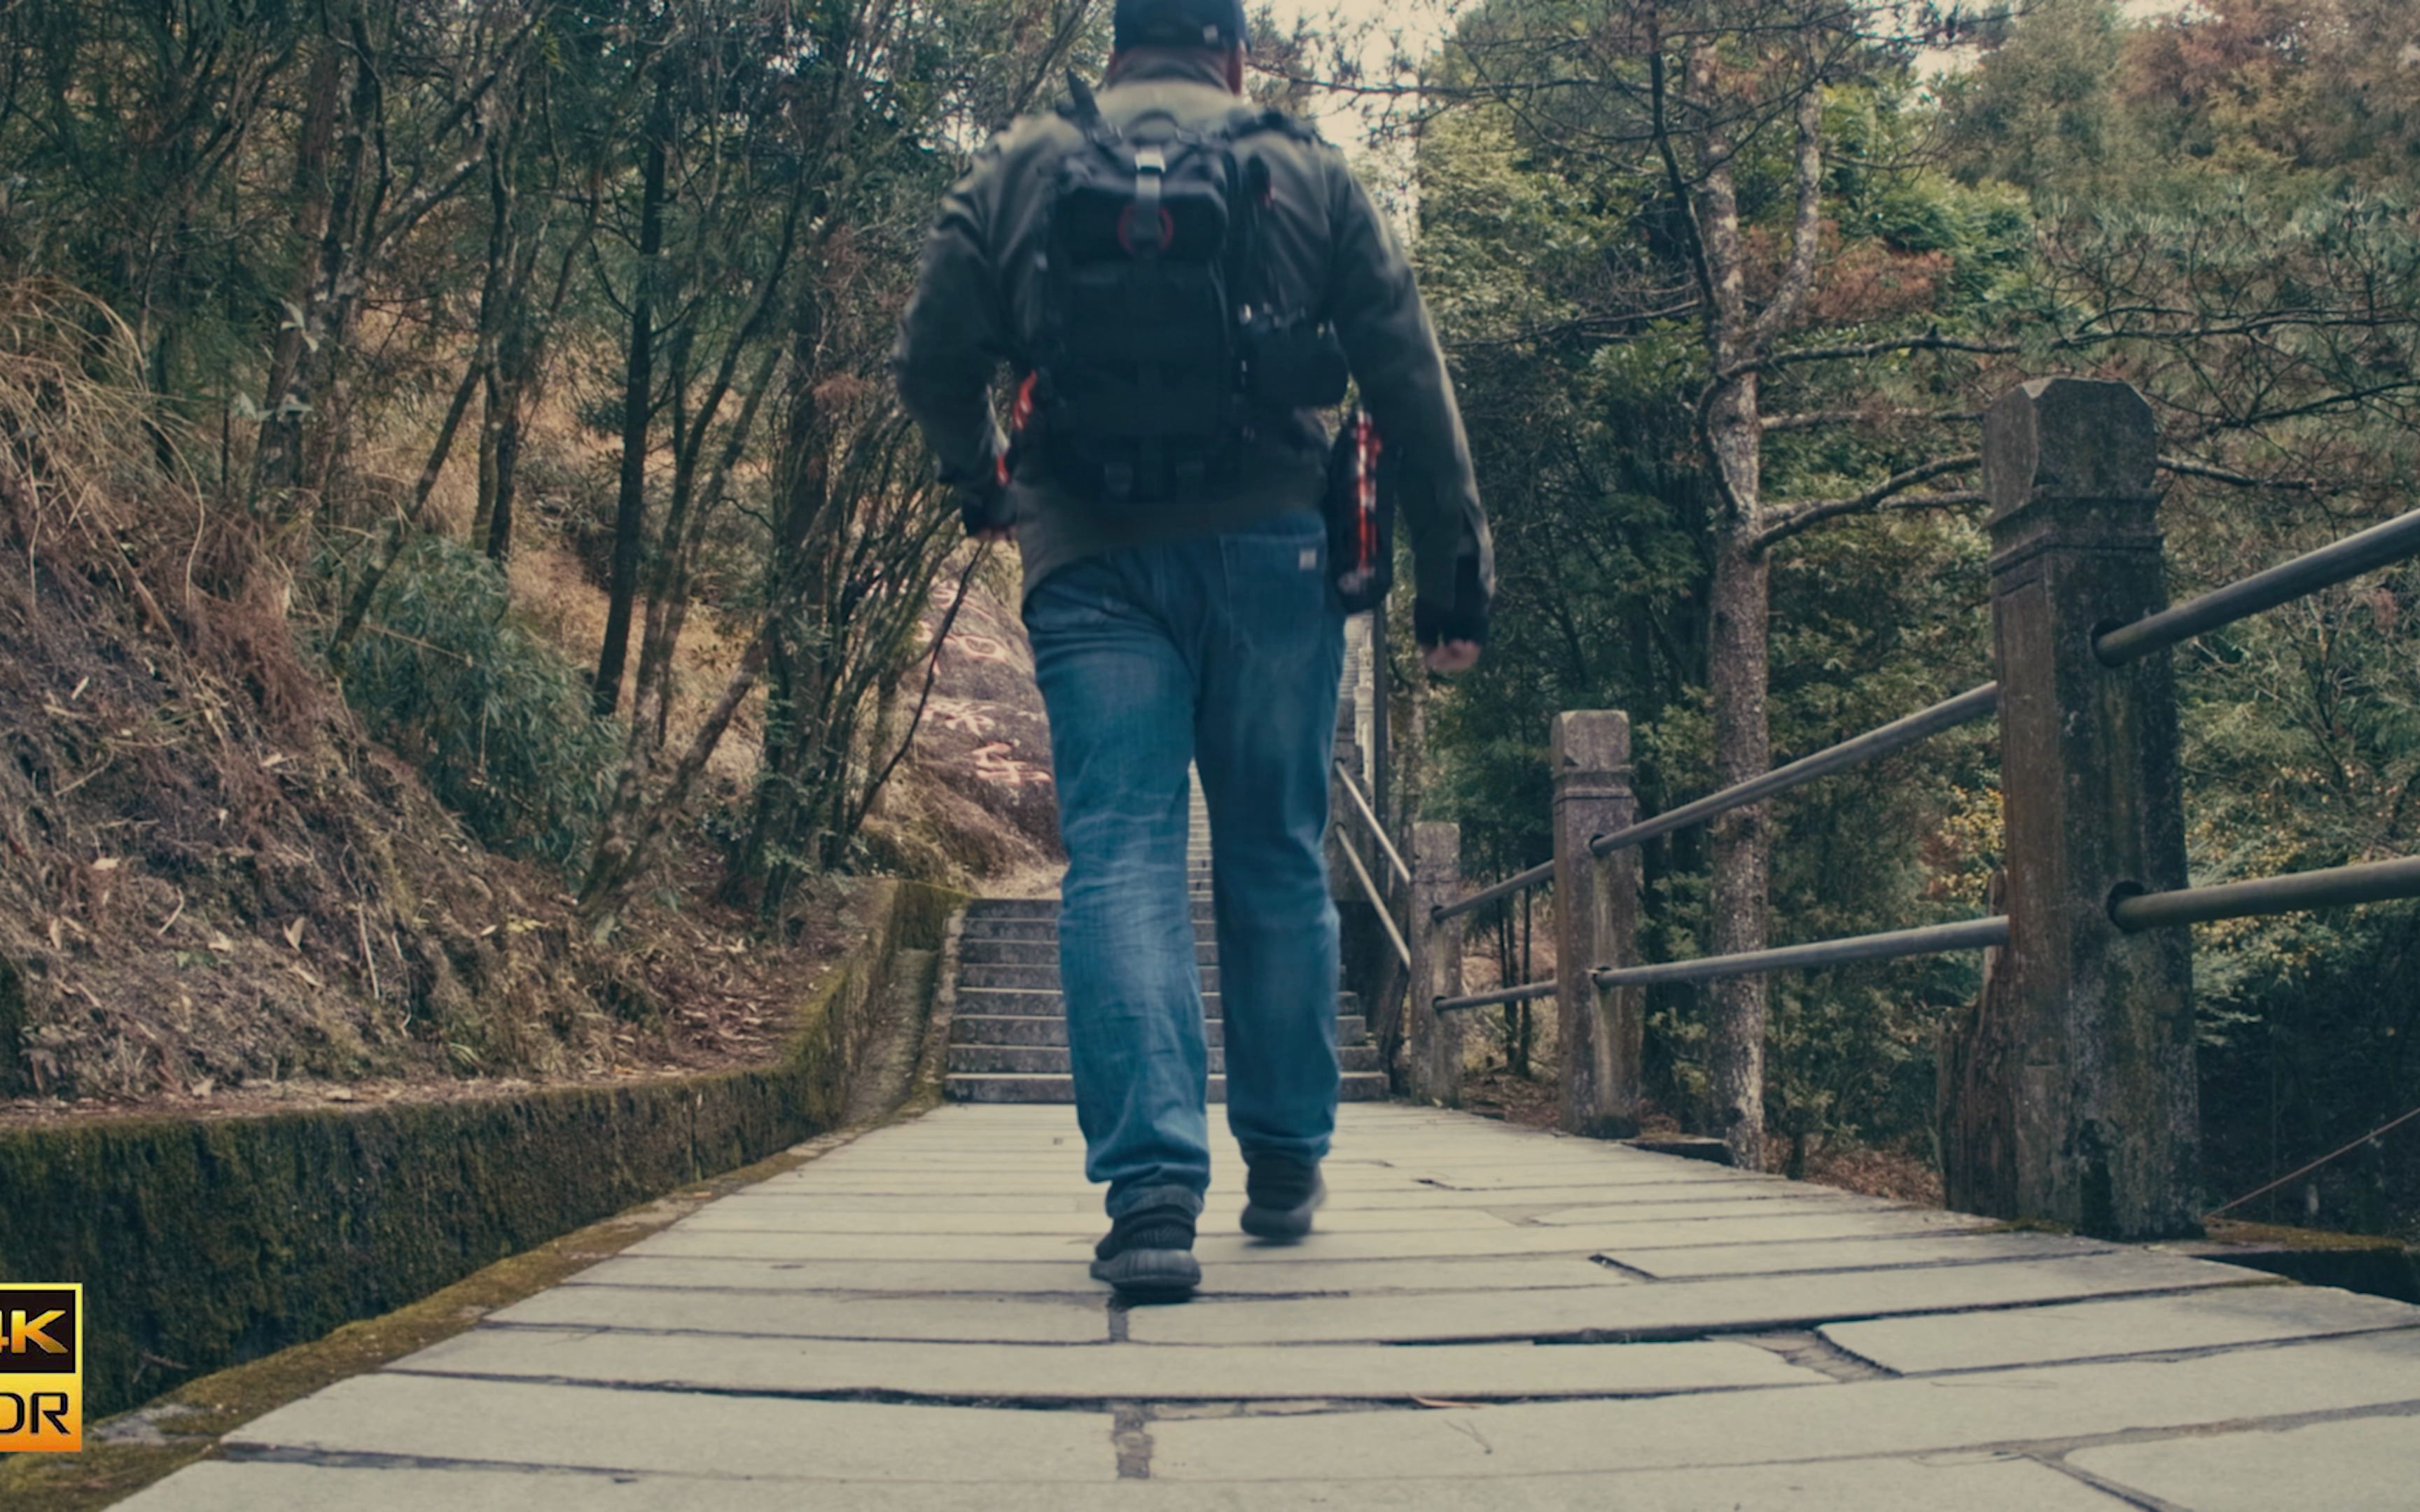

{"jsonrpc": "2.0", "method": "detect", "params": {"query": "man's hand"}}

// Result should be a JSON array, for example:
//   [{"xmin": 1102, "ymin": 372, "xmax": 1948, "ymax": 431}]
[
  {"xmin": 1421, "ymin": 640, "xmax": 1481, "ymax": 676},
  {"xmin": 952, "ymin": 465, "xmax": 1016, "ymax": 543},
  {"xmin": 1414, "ymin": 559, "xmax": 1489, "ymax": 676}
]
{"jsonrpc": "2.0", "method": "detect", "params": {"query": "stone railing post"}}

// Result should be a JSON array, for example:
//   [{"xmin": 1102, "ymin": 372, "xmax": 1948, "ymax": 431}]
[
  {"xmin": 1553, "ymin": 712, "xmax": 1642, "ymax": 1137},
  {"xmin": 1327, "ymin": 731, "xmax": 1363, "ymax": 906},
  {"xmin": 1405, "ymin": 821, "xmax": 1465, "ymax": 1106},
  {"xmin": 1947, "ymin": 377, "xmax": 2199, "ymax": 1240}
]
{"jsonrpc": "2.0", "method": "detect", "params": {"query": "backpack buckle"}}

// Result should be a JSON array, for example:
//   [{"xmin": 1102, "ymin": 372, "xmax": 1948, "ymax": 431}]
[{"xmin": 1122, "ymin": 147, "xmax": 1169, "ymax": 255}]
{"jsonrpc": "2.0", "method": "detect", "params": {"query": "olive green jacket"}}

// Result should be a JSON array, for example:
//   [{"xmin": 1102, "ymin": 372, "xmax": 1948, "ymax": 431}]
[{"xmin": 892, "ymin": 52, "xmax": 1492, "ymax": 617}]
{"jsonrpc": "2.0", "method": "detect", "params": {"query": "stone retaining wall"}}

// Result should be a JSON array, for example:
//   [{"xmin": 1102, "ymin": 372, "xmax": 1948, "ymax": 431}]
[{"xmin": 0, "ymin": 878, "xmax": 963, "ymax": 1418}]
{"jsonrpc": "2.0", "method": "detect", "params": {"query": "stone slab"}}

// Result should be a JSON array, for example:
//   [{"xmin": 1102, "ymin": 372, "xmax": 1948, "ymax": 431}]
[
  {"xmin": 562, "ymin": 1253, "xmax": 1632, "ymax": 1297},
  {"xmin": 1399, "ymin": 1170, "xmax": 1781, "ymax": 1194},
  {"xmin": 2068, "ymin": 1412, "xmax": 2420, "ymax": 1511},
  {"xmin": 401, "ymin": 1328, "xmax": 1823, "ymax": 1399},
  {"xmin": 737, "ymin": 1175, "xmax": 1406, "ymax": 1196},
  {"xmin": 700, "ymin": 1192, "xmax": 1104, "ymax": 1214},
  {"xmin": 702, "ymin": 1182, "xmax": 1769, "ymax": 1212},
  {"xmin": 1607, "ymin": 1231, "xmax": 2114, "ymax": 1279},
  {"xmin": 1521, "ymin": 1195, "xmax": 1900, "ymax": 1226},
  {"xmin": 623, "ymin": 1209, "xmax": 1991, "ymax": 1264},
  {"xmin": 223, "ymin": 1373, "xmax": 1118, "ymax": 1482},
  {"xmin": 674, "ymin": 1203, "xmax": 1523, "ymax": 1236},
  {"xmin": 1127, "ymin": 1251, "xmax": 2267, "ymax": 1345},
  {"xmin": 489, "ymin": 1284, "xmax": 1106, "ymax": 1343},
  {"xmin": 1823, "ymin": 1284, "xmax": 2420, "ymax": 1373},
  {"xmin": 1147, "ymin": 1331, "xmax": 2420, "ymax": 1480},
  {"xmin": 111, "ymin": 1452, "xmax": 2138, "ymax": 1511}
]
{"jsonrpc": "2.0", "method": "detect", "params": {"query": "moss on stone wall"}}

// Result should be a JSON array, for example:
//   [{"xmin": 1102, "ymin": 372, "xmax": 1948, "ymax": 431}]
[{"xmin": 0, "ymin": 879, "xmax": 964, "ymax": 1418}]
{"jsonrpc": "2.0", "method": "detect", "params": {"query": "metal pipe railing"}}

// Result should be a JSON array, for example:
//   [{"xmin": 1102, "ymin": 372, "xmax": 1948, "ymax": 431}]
[
  {"xmin": 1431, "ymin": 856, "xmax": 1556, "ymax": 924},
  {"xmin": 1430, "ymin": 682, "xmax": 2001, "ymax": 925},
  {"xmin": 1434, "ymin": 979, "xmax": 1560, "ymax": 1014},
  {"xmin": 2111, "ymin": 855, "xmax": 2420, "ymax": 931},
  {"xmin": 2096, "ymin": 505, "xmax": 2420, "ymax": 666},
  {"xmin": 1333, "ymin": 761, "xmax": 1410, "ymax": 889},
  {"xmin": 1333, "ymin": 822, "xmax": 1412, "ymax": 969},
  {"xmin": 1590, "ymin": 682, "xmax": 2002, "ymax": 860},
  {"xmin": 1590, "ymin": 916, "xmax": 2008, "ymax": 990}
]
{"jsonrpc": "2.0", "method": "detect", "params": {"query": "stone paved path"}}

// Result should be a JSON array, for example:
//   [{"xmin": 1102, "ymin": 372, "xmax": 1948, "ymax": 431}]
[{"xmin": 121, "ymin": 1104, "xmax": 2420, "ymax": 1509}]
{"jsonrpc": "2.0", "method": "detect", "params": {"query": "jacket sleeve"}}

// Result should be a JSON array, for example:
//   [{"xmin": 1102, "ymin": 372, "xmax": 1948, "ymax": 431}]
[
  {"xmin": 1323, "ymin": 159, "xmax": 1494, "ymax": 627},
  {"xmin": 893, "ymin": 139, "xmax": 1015, "ymax": 482}
]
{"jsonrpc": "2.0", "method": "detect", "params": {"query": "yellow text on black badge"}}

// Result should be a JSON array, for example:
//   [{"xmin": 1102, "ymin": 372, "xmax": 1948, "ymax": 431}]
[{"xmin": 0, "ymin": 1284, "xmax": 82, "ymax": 1452}]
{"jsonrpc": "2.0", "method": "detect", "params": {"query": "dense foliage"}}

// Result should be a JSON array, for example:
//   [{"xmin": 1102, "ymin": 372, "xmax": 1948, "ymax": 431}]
[
  {"xmin": 0, "ymin": 0, "xmax": 1104, "ymax": 921},
  {"xmin": 5, "ymin": 0, "xmax": 2416, "ymax": 1231},
  {"xmin": 1412, "ymin": 0, "xmax": 2420, "ymax": 1225}
]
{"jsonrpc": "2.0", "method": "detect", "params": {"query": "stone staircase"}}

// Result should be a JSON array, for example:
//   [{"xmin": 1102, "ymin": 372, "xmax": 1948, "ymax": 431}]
[{"xmin": 945, "ymin": 785, "xmax": 1389, "ymax": 1104}]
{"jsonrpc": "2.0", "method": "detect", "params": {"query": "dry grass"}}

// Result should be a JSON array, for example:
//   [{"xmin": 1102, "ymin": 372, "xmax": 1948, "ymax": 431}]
[
  {"xmin": 0, "ymin": 281, "xmax": 853, "ymax": 1119},
  {"xmin": 508, "ymin": 542, "xmax": 763, "ymax": 785}
]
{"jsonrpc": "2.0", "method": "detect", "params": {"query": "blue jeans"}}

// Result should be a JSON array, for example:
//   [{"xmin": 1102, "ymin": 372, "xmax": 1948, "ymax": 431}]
[{"xmin": 1023, "ymin": 510, "xmax": 1346, "ymax": 1219}]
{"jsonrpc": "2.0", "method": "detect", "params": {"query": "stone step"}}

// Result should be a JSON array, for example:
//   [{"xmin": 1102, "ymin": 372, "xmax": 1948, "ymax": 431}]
[
  {"xmin": 945, "ymin": 1071, "xmax": 1392, "ymax": 1105},
  {"xmin": 960, "ymin": 963, "xmax": 1230, "ymax": 993},
  {"xmin": 968, "ymin": 899, "xmax": 1215, "ymax": 923},
  {"xmin": 950, "ymin": 1014, "xmax": 1371, "ymax": 1048},
  {"xmin": 952, "ymin": 988, "xmax": 1361, "ymax": 1019},
  {"xmin": 959, "ymin": 939, "xmax": 1222, "ymax": 969},
  {"xmin": 963, "ymin": 917, "xmax": 1229, "ymax": 944},
  {"xmin": 948, "ymin": 1044, "xmax": 1385, "ymax": 1075},
  {"xmin": 959, "ymin": 962, "xmax": 1356, "ymax": 993}
]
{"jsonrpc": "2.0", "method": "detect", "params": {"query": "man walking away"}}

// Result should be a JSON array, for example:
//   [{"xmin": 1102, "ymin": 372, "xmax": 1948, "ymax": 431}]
[{"xmin": 893, "ymin": 0, "xmax": 1491, "ymax": 1301}]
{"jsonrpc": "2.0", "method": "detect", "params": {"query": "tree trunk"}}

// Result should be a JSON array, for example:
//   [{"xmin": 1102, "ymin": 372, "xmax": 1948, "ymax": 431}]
[
  {"xmin": 296, "ymin": 9, "xmax": 383, "ymax": 508},
  {"xmin": 254, "ymin": 36, "xmax": 347, "ymax": 500},
  {"xmin": 485, "ymin": 361, "xmax": 524, "ymax": 562},
  {"xmin": 596, "ymin": 76, "xmax": 674, "ymax": 717},
  {"xmin": 1704, "ymin": 379, "xmax": 1772, "ymax": 1171},
  {"xmin": 473, "ymin": 371, "xmax": 501, "ymax": 545}
]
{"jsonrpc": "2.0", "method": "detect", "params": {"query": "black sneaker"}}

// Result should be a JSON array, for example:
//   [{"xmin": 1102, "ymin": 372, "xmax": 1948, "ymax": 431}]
[
  {"xmin": 1241, "ymin": 1153, "xmax": 1326, "ymax": 1242},
  {"xmin": 1090, "ymin": 1203, "xmax": 1201, "ymax": 1300}
]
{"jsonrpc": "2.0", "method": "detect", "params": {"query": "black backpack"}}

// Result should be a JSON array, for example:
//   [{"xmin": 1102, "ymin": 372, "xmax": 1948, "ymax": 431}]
[{"xmin": 1023, "ymin": 76, "xmax": 1344, "ymax": 505}]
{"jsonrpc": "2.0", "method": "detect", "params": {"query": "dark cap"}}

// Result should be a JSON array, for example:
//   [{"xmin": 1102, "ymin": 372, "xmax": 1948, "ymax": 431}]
[{"xmin": 1113, "ymin": 0, "xmax": 1249, "ymax": 51}]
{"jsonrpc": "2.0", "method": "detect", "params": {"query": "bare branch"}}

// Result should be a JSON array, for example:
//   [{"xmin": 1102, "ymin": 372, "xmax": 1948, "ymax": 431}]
[
  {"xmin": 2183, "ymin": 379, "xmax": 2420, "ymax": 443},
  {"xmin": 2157, "ymin": 455, "xmax": 2318, "ymax": 491},
  {"xmin": 1446, "ymin": 299, "xmax": 1704, "ymax": 353},
  {"xmin": 578, "ymin": 627, "xmax": 773, "ymax": 924},
  {"xmin": 1648, "ymin": 34, "xmax": 1720, "ymax": 339},
  {"xmin": 1750, "ymin": 454, "xmax": 1982, "ymax": 554},
  {"xmin": 1762, "ymin": 407, "xmax": 1981, "ymax": 433},
  {"xmin": 1723, "ymin": 330, "xmax": 2021, "ymax": 382},
  {"xmin": 1746, "ymin": 83, "xmax": 1825, "ymax": 349}
]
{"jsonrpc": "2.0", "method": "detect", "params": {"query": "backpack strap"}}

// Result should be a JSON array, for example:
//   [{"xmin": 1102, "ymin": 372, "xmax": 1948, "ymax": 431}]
[
  {"xmin": 1214, "ymin": 108, "xmax": 1291, "ymax": 316},
  {"xmin": 1060, "ymin": 70, "xmax": 1122, "ymax": 151}
]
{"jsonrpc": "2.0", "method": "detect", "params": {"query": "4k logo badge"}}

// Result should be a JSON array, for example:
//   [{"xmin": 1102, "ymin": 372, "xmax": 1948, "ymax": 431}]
[{"xmin": 0, "ymin": 1284, "xmax": 82, "ymax": 1452}]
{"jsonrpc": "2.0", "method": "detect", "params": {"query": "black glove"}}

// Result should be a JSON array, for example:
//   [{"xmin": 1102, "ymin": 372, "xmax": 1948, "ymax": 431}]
[
  {"xmin": 943, "ymin": 458, "xmax": 1015, "ymax": 538},
  {"xmin": 1414, "ymin": 550, "xmax": 1490, "ymax": 649}
]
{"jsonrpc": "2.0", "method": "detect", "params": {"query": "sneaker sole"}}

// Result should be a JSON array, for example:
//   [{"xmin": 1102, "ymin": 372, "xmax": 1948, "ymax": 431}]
[
  {"xmin": 1090, "ymin": 1247, "xmax": 1202, "ymax": 1299},
  {"xmin": 1240, "ymin": 1178, "xmax": 1326, "ymax": 1242}
]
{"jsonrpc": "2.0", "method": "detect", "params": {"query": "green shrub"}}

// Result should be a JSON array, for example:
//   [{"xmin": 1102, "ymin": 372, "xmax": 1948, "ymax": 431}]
[{"xmin": 340, "ymin": 536, "xmax": 619, "ymax": 869}]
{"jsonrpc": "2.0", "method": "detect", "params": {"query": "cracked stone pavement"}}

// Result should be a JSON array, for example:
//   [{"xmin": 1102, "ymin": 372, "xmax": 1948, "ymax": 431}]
[{"xmin": 118, "ymin": 1103, "xmax": 2420, "ymax": 1509}]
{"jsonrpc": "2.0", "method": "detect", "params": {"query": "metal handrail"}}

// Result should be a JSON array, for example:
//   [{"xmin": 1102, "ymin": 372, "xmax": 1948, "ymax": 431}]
[
  {"xmin": 1431, "ymin": 857, "xmax": 1557, "ymax": 925},
  {"xmin": 2111, "ymin": 855, "xmax": 2420, "ymax": 931},
  {"xmin": 1334, "ymin": 824, "xmax": 1412, "ymax": 969},
  {"xmin": 1590, "ymin": 916, "xmax": 2009, "ymax": 990},
  {"xmin": 1435, "ymin": 979, "xmax": 1559, "ymax": 1014},
  {"xmin": 2096, "ymin": 504, "xmax": 2420, "ymax": 666},
  {"xmin": 1589, "ymin": 682, "xmax": 2001, "ymax": 860},
  {"xmin": 1431, "ymin": 681, "xmax": 2001, "ymax": 924},
  {"xmin": 1333, "ymin": 760, "xmax": 1410, "ymax": 889}
]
